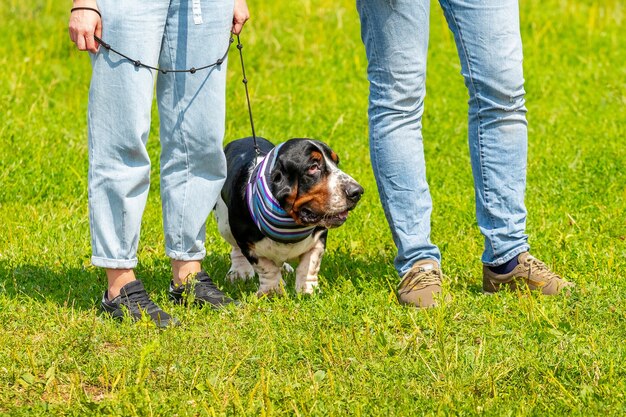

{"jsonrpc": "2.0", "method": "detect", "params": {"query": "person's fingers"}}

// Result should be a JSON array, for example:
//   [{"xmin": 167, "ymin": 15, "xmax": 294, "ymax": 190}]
[
  {"xmin": 95, "ymin": 20, "xmax": 102, "ymax": 41},
  {"xmin": 76, "ymin": 35, "xmax": 87, "ymax": 51},
  {"xmin": 232, "ymin": 0, "xmax": 249, "ymax": 35},
  {"xmin": 68, "ymin": 9, "xmax": 101, "ymax": 52},
  {"xmin": 232, "ymin": 16, "xmax": 249, "ymax": 34},
  {"xmin": 85, "ymin": 33, "xmax": 97, "ymax": 53}
]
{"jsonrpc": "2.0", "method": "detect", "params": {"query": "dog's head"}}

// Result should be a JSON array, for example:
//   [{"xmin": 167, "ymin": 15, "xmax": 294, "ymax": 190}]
[{"xmin": 269, "ymin": 138, "xmax": 364, "ymax": 228}]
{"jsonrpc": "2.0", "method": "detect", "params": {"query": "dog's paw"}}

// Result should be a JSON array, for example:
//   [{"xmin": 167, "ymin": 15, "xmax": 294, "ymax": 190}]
[
  {"xmin": 227, "ymin": 265, "xmax": 255, "ymax": 282},
  {"xmin": 256, "ymin": 280, "xmax": 286, "ymax": 297},
  {"xmin": 295, "ymin": 281, "xmax": 319, "ymax": 295},
  {"xmin": 227, "ymin": 248, "xmax": 255, "ymax": 282}
]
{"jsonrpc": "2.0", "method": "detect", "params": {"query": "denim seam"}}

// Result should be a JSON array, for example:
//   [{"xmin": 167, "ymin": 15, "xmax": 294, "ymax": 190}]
[
  {"xmin": 440, "ymin": 0, "xmax": 498, "ymax": 256},
  {"xmin": 162, "ymin": 18, "xmax": 191, "ymax": 256}
]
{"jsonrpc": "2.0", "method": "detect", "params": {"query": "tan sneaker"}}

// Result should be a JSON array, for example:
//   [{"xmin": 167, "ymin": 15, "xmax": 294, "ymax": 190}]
[
  {"xmin": 397, "ymin": 260, "xmax": 444, "ymax": 308},
  {"xmin": 483, "ymin": 252, "xmax": 574, "ymax": 295}
]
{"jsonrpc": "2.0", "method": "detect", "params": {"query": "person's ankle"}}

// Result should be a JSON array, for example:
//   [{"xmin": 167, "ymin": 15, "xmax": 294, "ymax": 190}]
[
  {"xmin": 487, "ymin": 256, "xmax": 520, "ymax": 275},
  {"xmin": 105, "ymin": 269, "xmax": 136, "ymax": 299},
  {"xmin": 171, "ymin": 260, "xmax": 202, "ymax": 286}
]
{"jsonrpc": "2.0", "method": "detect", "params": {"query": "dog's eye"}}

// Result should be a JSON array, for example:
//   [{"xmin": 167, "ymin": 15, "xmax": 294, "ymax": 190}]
[{"xmin": 307, "ymin": 163, "xmax": 321, "ymax": 175}]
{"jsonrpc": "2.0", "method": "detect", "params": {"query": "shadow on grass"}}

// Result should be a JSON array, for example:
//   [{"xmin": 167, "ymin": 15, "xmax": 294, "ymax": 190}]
[
  {"xmin": 0, "ymin": 262, "xmax": 109, "ymax": 310},
  {"xmin": 0, "ymin": 265, "xmax": 94, "ymax": 310},
  {"xmin": 0, "ymin": 250, "xmax": 395, "ymax": 310},
  {"xmin": 210, "ymin": 249, "xmax": 398, "ymax": 301}
]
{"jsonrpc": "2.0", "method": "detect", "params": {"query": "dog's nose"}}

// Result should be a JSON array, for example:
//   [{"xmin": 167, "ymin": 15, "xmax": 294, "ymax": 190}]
[{"xmin": 345, "ymin": 182, "xmax": 364, "ymax": 203}]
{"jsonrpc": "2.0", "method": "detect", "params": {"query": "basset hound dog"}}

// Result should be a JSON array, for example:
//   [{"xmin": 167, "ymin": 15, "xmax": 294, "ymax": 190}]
[{"xmin": 215, "ymin": 137, "xmax": 363, "ymax": 295}]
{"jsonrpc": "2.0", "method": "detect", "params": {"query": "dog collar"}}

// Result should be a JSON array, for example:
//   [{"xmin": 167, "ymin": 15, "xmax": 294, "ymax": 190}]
[{"xmin": 245, "ymin": 143, "xmax": 317, "ymax": 243}]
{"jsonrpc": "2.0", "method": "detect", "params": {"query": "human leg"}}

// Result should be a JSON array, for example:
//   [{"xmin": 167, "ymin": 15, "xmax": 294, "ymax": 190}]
[
  {"xmin": 440, "ymin": 0, "xmax": 572, "ymax": 294},
  {"xmin": 88, "ymin": 1, "xmax": 178, "ymax": 323},
  {"xmin": 439, "ymin": 0, "xmax": 529, "ymax": 266},
  {"xmin": 89, "ymin": 0, "xmax": 169, "ymax": 273},
  {"xmin": 357, "ymin": 0, "xmax": 447, "ymax": 308},
  {"xmin": 158, "ymin": 0, "xmax": 236, "ymax": 307},
  {"xmin": 156, "ymin": 0, "xmax": 232, "ymax": 280},
  {"xmin": 356, "ymin": 0, "xmax": 440, "ymax": 277}
]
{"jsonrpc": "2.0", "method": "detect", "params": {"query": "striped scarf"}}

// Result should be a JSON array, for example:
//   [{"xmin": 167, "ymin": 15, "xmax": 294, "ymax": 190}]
[{"xmin": 245, "ymin": 144, "xmax": 317, "ymax": 243}]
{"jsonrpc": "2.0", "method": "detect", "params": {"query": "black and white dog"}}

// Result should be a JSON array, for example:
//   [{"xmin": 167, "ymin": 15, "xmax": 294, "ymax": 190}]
[{"xmin": 214, "ymin": 137, "xmax": 364, "ymax": 295}]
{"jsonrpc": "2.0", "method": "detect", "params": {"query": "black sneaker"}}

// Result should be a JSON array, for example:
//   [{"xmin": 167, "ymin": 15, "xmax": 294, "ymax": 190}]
[
  {"xmin": 101, "ymin": 280, "xmax": 178, "ymax": 328},
  {"xmin": 168, "ymin": 271, "xmax": 238, "ymax": 308}
]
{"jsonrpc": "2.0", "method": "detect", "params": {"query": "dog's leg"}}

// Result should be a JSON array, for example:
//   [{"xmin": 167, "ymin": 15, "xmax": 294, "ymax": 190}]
[
  {"xmin": 254, "ymin": 258, "xmax": 285, "ymax": 296},
  {"xmin": 227, "ymin": 246, "xmax": 256, "ymax": 282},
  {"xmin": 295, "ymin": 238, "xmax": 326, "ymax": 294}
]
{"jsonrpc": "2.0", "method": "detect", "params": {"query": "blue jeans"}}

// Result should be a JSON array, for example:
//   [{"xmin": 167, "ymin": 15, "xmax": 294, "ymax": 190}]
[
  {"xmin": 356, "ymin": 0, "xmax": 530, "ymax": 276},
  {"xmin": 88, "ymin": 0, "xmax": 233, "ymax": 269}
]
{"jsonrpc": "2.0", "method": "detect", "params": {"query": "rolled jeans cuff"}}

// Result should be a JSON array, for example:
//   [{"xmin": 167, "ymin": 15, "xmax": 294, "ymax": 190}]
[
  {"xmin": 91, "ymin": 256, "xmax": 138, "ymax": 269},
  {"xmin": 166, "ymin": 249, "xmax": 206, "ymax": 262},
  {"xmin": 482, "ymin": 245, "xmax": 530, "ymax": 267}
]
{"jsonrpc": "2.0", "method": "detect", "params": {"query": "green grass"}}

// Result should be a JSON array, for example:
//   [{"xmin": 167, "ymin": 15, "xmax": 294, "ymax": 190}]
[{"xmin": 1, "ymin": 0, "xmax": 625, "ymax": 415}]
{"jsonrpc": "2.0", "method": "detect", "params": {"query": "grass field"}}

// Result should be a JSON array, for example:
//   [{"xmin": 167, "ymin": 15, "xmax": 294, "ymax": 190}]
[{"xmin": 1, "ymin": 0, "xmax": 625, "ymax": 415}]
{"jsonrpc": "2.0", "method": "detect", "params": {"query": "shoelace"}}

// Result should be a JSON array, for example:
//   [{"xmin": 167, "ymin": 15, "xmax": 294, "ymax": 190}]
[
  {"xmin": 194, "ymin": 277, "xmax": 221, "ymax": 294},
  {"xmin": 524, "ymin": 256, "xmax": 562, "ymax": 282},
  {"xmin": 124, "ymin": 290, "xmax": 161, "ymax": 314},
  {"xmin": 183, "ymin": 275, "xmax": 228, "ymax": 300},
  {"xmin": 399, "ymin": 267, "xmax": 441, "ymax": 294}
]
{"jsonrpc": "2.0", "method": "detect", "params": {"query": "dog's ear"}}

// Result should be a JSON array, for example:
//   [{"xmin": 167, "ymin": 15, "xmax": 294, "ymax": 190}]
[
  {"xmin": 270, "ymin": 161, "xmax": 297, "ymax": 208},
  {"xmin": 310, "ymin": 140, "xmax": 339, "ymax": 165}
]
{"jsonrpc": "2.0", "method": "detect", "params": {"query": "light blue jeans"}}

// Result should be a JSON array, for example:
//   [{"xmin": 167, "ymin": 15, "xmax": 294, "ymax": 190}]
[
  {"xmin": 356, "ymin": 0, "xmax": 530, "ymax": 276},
  {"xmin": 88, "ymin": 0, "xmax": 233, "ymax": 269}
]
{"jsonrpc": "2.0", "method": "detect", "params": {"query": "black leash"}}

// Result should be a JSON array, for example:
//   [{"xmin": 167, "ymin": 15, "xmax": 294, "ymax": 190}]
[
  {"xmin": 235, "ymin": 34, "xmax": 260, "ymax": 159},
  {"xmin": 93, "ymin": 34, "xmax": 232, "ymax": 74},
  {"xmin": 93, "ymin": 34, "xmax": 260, "ymax": 157}
]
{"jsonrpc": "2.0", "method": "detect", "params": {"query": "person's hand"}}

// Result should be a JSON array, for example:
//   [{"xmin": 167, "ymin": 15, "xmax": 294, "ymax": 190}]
[
  {"xmin": 68, "ymin": 0, "xmax": 102, "ymax": 53},
  {"xmin": 232, "ymin": 0, "xmax": 250, "ymax": 35}
]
